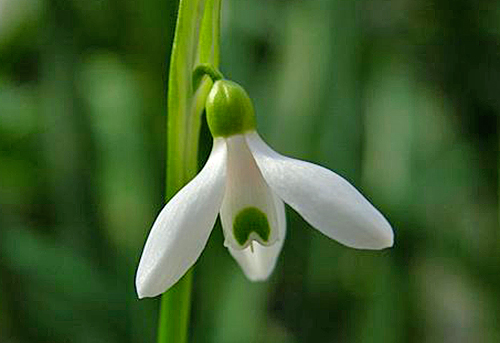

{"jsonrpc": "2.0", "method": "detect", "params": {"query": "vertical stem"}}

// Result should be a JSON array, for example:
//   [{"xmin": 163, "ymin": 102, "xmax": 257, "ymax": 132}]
[
  {"xmin": 156, "ymin": 0, "xmax": 221, "ymax": 342},
  {"xmin": 157, "ymin": 272, "xmax": 193, "ymax": 343},
  {"xmin": 157, "ymin": 0, "xmax": 202, "ymax": 342}
]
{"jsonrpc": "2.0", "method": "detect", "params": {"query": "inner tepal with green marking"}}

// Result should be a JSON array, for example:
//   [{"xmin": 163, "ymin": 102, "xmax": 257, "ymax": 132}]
[{"xmin": 233, "ymin": 207, "xmax": 271, "ymax": 247}]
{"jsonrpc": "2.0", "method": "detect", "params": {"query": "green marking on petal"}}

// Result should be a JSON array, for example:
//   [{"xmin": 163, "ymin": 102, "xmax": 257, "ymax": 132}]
[
  {"xmin": 206, "ymin": 80, "xmax": 256, "ymax": 137},
  {"xmin": 233, "ymin": 207, "xmax": 270, "ymax": 246}
]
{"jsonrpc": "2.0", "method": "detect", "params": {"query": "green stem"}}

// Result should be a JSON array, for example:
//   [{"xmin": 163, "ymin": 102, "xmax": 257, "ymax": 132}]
[
  {"xmin": 192, "ymin": 64, "xmax": 224, "ymax": 89},
  {"xmin": 157, "ymin": 272, "xmax": 193, "ymax": 343},
  {"xmin": 156, "ymin": 0, "xmax": 221, "ymax": 342}
]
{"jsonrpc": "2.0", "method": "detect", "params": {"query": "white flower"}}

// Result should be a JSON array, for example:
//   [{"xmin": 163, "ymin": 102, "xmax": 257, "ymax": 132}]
[{"xmin": 136, "ymin": 80, "xmax": 394, "ymax": 299}]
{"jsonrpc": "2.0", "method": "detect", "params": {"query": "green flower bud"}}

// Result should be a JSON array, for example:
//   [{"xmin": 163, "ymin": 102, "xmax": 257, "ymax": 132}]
[{"xmin": 206, "ymin": 80, "xmax": 256, "ymax": 137}]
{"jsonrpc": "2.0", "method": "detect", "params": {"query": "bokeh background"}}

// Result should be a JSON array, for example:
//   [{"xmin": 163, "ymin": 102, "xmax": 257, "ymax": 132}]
[{"xmin": 1, "ymin": 0, "xmax": 500, "ymax": 342}]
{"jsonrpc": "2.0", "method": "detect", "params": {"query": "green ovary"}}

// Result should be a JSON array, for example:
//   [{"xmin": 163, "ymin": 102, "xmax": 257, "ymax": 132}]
[
  {"xmin": 233, "ymin": 207, "xmax": 270, "ymax": 246},
  {"xmin": 205, "ymin": 80, "xmax": 256, "ymax": 137}
]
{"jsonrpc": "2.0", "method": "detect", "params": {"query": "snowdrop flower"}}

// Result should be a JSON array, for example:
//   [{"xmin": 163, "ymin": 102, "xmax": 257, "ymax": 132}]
[{"xmin": 136, "ymin": 80, "xmax": 394, "ymax": 298}]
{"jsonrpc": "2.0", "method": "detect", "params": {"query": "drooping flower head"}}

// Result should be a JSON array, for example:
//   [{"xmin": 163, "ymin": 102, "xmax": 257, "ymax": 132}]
[{"xmin": 136, "ymin": 79, "xmax": 394, "ymax": 298}]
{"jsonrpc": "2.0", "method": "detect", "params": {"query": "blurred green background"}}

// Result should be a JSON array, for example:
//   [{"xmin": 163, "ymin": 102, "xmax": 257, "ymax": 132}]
[{"xmin": 1, "ymin": 0, "xmax": 500, "ymax": 342}]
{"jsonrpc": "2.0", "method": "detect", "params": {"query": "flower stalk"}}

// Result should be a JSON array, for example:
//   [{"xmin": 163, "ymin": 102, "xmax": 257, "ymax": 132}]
[{"xmin": 155, "ymin": 0, "xmax": 221, "ymax": 342}]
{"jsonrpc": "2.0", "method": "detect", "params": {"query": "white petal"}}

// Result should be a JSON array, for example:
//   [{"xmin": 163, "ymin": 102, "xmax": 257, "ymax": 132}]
[
  {"xmin": 228, "ymin": 193, "xmax": 286, "ymax": 281},
  {"xmin": 220, "ymin": 134, "xmax": 280, "ymax": 250},
  {"xmin": 135, "ymin": 139, "xmax": 227, "ymax": 298},
  {"xmin": 246, "ymin": 132, "xmax": 394, "ymax": 250}
]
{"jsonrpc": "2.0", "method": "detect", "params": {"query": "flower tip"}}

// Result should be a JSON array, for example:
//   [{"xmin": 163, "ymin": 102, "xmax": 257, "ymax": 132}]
[
  {"xmin": 376, "ymin": 224, "xmax": 395, "ymax": 249},
  {"xmin": 356, "ymin": 221, "xmax": 394, "ymax": 250},
  {"xmin": 383, "ymin": 232, "xmax": 394, "ymax": 249},
  {"xmin": 135, "ymin": 277, "xmax": 147, "ymax": 299},
  {"xmin": 246, "ymin": 272, "xmax": 271, "ymax": 282},
  {"xmin": 135, "ymin": 283, "xmax": 160, "ymax": 299},
  {"xmin": 135, "ymin": 272, "xmax": 161, "ymax": 299}
]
